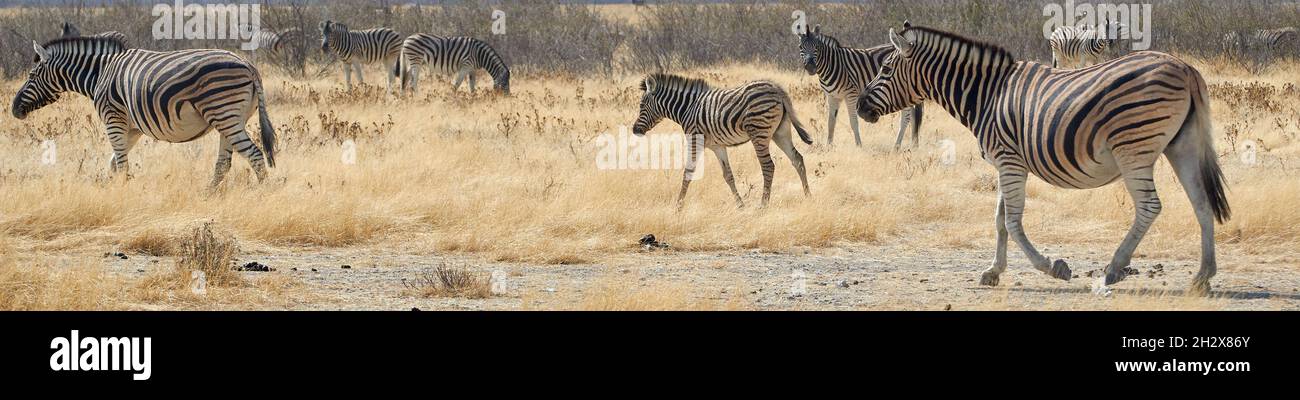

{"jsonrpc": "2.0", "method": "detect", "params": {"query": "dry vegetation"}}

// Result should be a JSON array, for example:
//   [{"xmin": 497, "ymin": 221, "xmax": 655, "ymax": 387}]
[{"xmin": 0, "ymin": 1, "xmax": 1298, "ymax": 310}]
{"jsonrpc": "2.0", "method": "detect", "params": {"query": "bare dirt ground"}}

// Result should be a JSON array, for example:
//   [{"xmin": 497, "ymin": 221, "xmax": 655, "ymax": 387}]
[{"xmin": 64, "ymin": 240, "xmax": 1299, "ymax": 311}]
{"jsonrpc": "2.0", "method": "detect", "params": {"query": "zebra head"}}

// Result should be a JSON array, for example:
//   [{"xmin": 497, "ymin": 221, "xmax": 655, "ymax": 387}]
[
  {"xmin": 12, "ymin": 42, "xmax": 62, "ymax": 120},
  {"xmin": 858, "ymin": 27, "xmax": 922, "ymax": 124},
  {"xmin": 319, "ymin": 20, "xmax": 344, "ymax": 53},
  {"xmin": 632, "ymin": 75, "xmax": 665, "ymax": 136},
  {"xmin": 494, "ymin": 70, "xmax": 510, "ymax": 95},
  {"xmin": 798, "ymin": 25, "xmax": 825, "ymax": 74}
]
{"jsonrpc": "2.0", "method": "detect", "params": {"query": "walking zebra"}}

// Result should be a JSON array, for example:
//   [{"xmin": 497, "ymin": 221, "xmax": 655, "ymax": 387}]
[
  {"xmin": 1222, "ymin": 27, "xmax": 1297, "ymax": 54},
  {"xmin": 11, "ymin": 37, "xmax": 277, "ymax": 187},
  {"xmin": 798, "ymin": 25, "xmax": 922, "ymax": 149},
  {"xmin": 632, "ymin": 74, "xmax": 812, "ymax": 207},
  {"xmin": 397, "ymin": 34, "xmax": 510, "ymax": 95},
  {"xmin": 248, "ymin": 28, "xmax": 304, "ymax": 64},
  {"xmin": 1048, "ymin": 22, "xmax": 1126, "ymax": 69},
  {"xmin": 318, "ymin": 21, "xmax": 401, "ymax": 91},
  {"xmin": 857, "ymin": 24, "xmax": 1229, "ymax": 294},
  {"xmin": 60, "ymin": 22, "xmax": 128, "ymax": 44}
]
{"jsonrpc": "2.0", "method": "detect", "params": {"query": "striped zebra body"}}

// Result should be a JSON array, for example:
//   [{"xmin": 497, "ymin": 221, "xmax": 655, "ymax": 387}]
[
  {"xmin": 1049, "ymin": 23, "xmax": 1123, "ymax": 69},
  {"xmin": 632, "ymin": 74, "xmax": 812, "ymax": 207},
  {"xmin": 858, "ymin": 24, "xmax": 1229, "ymax": 294},
  {"xmin": 1223, "ymin": 27, "xmax": 1297, "ymax": 54},
  {"xmin": 398, "ymin": 34, "xmax": 510, "ymax": 95},
  {"xmin": 319, "ymin": 21, "xmax": 402, "ymax": 91},
  {"xmin": 248, "ymin": 28, "xmax": 303, "ymax": 64},
  {"xmin": 60, "ymin": 22, "xmax": 128, "ymax": 45},
  {"xmin": 11, "ymin": 37, "xmax": 277, "ymax": 187},
  {"xmin": 798, "ymin": 26, "xmax": 923, "ymax": 149}
]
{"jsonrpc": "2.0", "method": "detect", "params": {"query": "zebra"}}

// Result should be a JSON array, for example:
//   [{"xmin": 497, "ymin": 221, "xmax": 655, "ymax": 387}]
[
  {"xmin": 11, "ymin": 37, "xmax": 277, "ymax": 188},
  {"xmin": 396, "ymin": 34, "xmax": 510, "ymax": 95},
  {"xmin": 857, "ymin": 23, "xmax": 1229, "ymax": 294},
  {"xmin": 798, "ymin": 25, "xmax": 922, "ymax": 149},
  {"xmin": 318, "ymin": 20, "xmax": 402, "ymax": 91},
  {"xmin": 1222, "ymin": 27, "xmax": 1297, "ymax": 55},
  {"xmin": 247, "ymin": 28, "xmax": 304, "ymax": 64},
  {"xmin": 1048, "ymin": 21, "xmax": 1126, "ymax": 69},
  {"xmin": 60, "ymin": 21, "xmax": 128, "ymax": 44},
  {"xmin": 632, "ymin": 74, "xmax": 812, "ymax": 208}
]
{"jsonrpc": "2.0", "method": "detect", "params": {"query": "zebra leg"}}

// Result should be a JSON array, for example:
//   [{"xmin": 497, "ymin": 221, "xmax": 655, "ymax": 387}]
[
  {"xmin": 1103, "ymin": 166, "xmax": 1162, "ymax": 285},
  {"xmin": 210, "ymin": 134, "xmax": 235, "ymax": 188},
  {"xmin": 107, "ymin": 127, "xmax": 143, "ymax": 178},
  {"xmin": 753, "ymin": 137, "xmax": 776, "ymax": 207},
  {"xmin": 710, "ymin": 146, "xmax": 744, "ymax": 208},
  {"xmin": 1164, "ymin": 137, "xmax": 1219, "ymax": 295},
  {"xmin": 385, "ymin": 57, "xmax": 396, "ymax": 94},
  {"xmin": 773, "ymin": 122, "xmax": 810, "ymax": 197},
  {"xmin": 343, "ymin": 62, "xmax": 353, "ymax": 89},
  {"xmin": 676, "ymin": 134, "xmax": 705, "ymax": 207},
  {"xmin": 354, "ymin": 61, "xmax": 365, "ymax": 85},
  {"xmin": 452, "ymin": 69, "xmax": 470, "ymax": 92},
  {"xmin": 825, "ymin": 94, "xmax": 840, "ymax": 146},
  {"xmin": 468, "ymin": 72, "xmax": 478, "ymax": 94},
  {"xmin": 213, "ymin": 123, "xmax": 269, "ymax": 183},
  {"xmin": 998, "ymin": 165, "xmax": 1073, "ymax": 281},
  {"xmin": 909, "ymin": 104, "xmax": 923, "ymax": 148},
  {"xmin": 980, "ymin": 196, "xmax": 1010, "ymax": 286},
  {"xmin": 844, "ymin": 94, "xmax": 863, "ymax": 147},
  {"xmin": 893, "ymin": 107, "xmax": 911, "ymax": 151}
]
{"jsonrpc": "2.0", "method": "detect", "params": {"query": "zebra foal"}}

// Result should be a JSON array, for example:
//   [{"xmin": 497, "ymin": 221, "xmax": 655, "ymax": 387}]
[
  {"xmin": 858, "ymin": 23, "xmax": 1229, "ymax": 294},
  {"xmin": 632, "ymin": 74, "xmax": 812, "ymax": 208},
  {"xmin": 319, "ymin": 20, "xmax": 402, "ymax": 91},
  {"xmin": 798, "ymin": 25, "xmax": 923, "ymax": 149},
  {"xmin": 11, "ymin": 37, "xmax": 277, "ymax": 188}
]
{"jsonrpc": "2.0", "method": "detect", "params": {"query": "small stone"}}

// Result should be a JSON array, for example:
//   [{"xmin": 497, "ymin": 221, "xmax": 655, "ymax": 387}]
[
  {"xmin": 311, "ymin": 268, "xmax": 318, "ymax": 272},
  {"xmin": 136, "ymin": 269, "xmax": 145, "ymax": 273},
  {"xmin": 944, "ymin": 304, "xmax": 952, "ymax": 311},
  {"xmin": 919, "ymin": 279, "xmax": 929, "ymax": 283},
  {"xmin": 837, "ymin": 280, "xmax": 850, "ymax": 288},
  {"xmin": 341, "ymin": 265, "xmax": 352, "ymax": 269},
  {"xmin": 291, "ymin": 267, "xmax": 297, "ymax": 271},
  {"xmin": 410, "ymin": 307, "xmax": 420, "ymax": 311}
]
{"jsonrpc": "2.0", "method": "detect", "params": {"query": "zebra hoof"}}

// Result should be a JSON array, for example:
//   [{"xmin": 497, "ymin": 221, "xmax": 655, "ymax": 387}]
[
  {"xmin": 1050, "ymin": 259, "xmax": 1072, "ymax": 281},
  {"xmin": 979, "ymin": 270, "xmax": 1000, "ymax": 286},
  {"xmin": 1188, "ymin": 277, "xmax": 1213, "ymax": 296},
  {"xmin": 1104, "ymin": 267, "xmax": 1128, "ymax": 285}
]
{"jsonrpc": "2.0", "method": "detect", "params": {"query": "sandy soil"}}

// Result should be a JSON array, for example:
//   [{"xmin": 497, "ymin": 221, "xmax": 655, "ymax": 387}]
[{"xmin": 73, "ymin": 240, "xmax": 1300, "ymax": 311}]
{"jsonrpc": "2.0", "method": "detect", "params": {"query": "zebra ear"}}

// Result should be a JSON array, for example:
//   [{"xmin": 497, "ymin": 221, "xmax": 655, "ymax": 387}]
[
  {"xmin": 903, "ymin": 20, "xmax": 912, "ymax": 29},
  {"xmin": 813, "ymin": 25, "xmax": 820, "ymax": 35},
  {"xmin": 888, "ymin": 28, "xmax": 914, "ymax": 57},
  {"xmin": 32, "ymin": 41, "xmax": 49, "ymax": 63}
]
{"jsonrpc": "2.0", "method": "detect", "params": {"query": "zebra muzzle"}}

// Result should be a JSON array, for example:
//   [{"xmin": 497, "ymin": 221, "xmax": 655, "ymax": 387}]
[{"xmin": 857, "ymin": 108, "xmax": 879, "ymax": 123}]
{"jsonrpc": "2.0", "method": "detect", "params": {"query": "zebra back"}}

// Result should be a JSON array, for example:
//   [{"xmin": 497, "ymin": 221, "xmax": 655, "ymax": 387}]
[
  {"xmin": 401, "ymin": 34, "xmax": 510, "ymax": 93},
  {"xmin": 320, "ymin": 20, "xmax": 401, "ymax": 65}
]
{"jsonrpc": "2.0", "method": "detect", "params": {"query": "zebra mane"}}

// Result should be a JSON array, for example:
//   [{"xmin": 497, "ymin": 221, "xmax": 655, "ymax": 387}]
[
  {"xmin": 641, "ymin": 73, "xmax": 712, "ymax": 93},
  {"xmin": 320, "ymin": 20, "xmax": 348, "ymax": 34},
  {"xmin": 901, "ymin": 26, "xmax": 1016, "ymax": 62},
  {"xmin": 814, "ymin": 32, "xmax": 842, "ymax": 48},
  {"xmin": 39, "ymin": 36, "xmax": 127, "ymax": 57}
]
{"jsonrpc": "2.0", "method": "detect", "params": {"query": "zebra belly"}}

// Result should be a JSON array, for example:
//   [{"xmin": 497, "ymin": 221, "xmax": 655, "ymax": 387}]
[
  {"xmin": 132, "ymin": 102, "xmax": 214, "ymax": 143},
  {"xmin": 1022, "ymin": 146, "xmax": 1122, "ymax": 189}
]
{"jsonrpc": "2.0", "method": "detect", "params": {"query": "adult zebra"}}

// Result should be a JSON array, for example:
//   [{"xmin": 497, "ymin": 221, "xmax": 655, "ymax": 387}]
[
  {"xmin": 318, "ymin": 21, "xmax": 401, "ymax": 91},
  {"xmin": 857, "ymin": 24, "xmax": 1229, "ymax": 294},
  {"xmin": 1222, "ymin": 27, "xmax": 1297, "ymax": 55},
  {"xmin": 60, "ymin": 21, "xmax": 128, "ymax": 44},
  {"xmin": 798, "ymin": 25, "xmax": 922, "ymax": 149},
  {"xmin": 632, "ymin": 74, "xmax": 811, "ymax": 207},
  {"xmin": 11, "ymin": 37, "xmax": 277, "ymax": 187},
  {"xmin": 1048, "ymin": 22, "xmax": 1125, "ymax": 69},
  {"xmin": 396, "ymin": 34, "xmax": 510, "ymax": 95}
]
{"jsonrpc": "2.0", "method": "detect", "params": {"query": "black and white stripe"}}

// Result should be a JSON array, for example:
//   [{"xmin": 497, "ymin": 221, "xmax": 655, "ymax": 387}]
[
  {"xmin": 11, "ymin": 37, "xmax": 277, "ymax": 187},
  {"xmin": 632, "ymin": 74, "xmax": 812, "ymax": 207},
  {"xmin": 247, "ymin": 28, "xmax": 303, "ymax": 64},
  {"xmin": 1222, "ymin": 27, "xmax": 1297, "ymax": 54},
  {"xmin": 858, "ymin": 23, "xmax": 1229, "ymax": 294},
  {"xmin": 1048, "ymin": 22, "xmax": 1125, "ymax": 69},
  {"xmin": 318, "ymin": 20, "xmax": 402, "ymax": 91},
  {"xmin": 60, "ymin": 22, "xmax": 128, "ymax": 45},
  {"xmin": 397, "ymin": 34, "xmax": 510, "ymax": 95},
  {"xmin": 798, "ymin": 25, "xmax": 922, "ymax": 149}
]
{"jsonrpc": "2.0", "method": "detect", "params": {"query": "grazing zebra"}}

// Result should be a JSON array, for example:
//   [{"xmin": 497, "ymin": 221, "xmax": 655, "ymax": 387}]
[
  {"xmin": 60, "ymin": 22, "xmax": 128, "ymax": 44},
  {"xmin": 248, "ymin": 28, "xmax": 304, "ymax": 64},
  {"xmin": 11, "ymin": 37, "xmax": 277, "ymax": 187},
  {"xmin": 1222, "ymin": 27, "xmax": 1298, "ymax": 54},
  {"xmin": 857, "ymin": 24, "xmax": 1229, "ymax": 294},
  {"xmin": 1048, "ymin": 22, "xmax": 1126, "ymax": 69},
  {"xmin": 318, "ymin": 20, "xmax": 401, "ymax": 91},
  {"xmin": 798, "ymin": 25, "xmax": 922, "ymax": 149},
  {"xmin": 632, "ymin": 74, "xmax": 812, "ymax": 207},
  {"xmin": 396, "ymin": 34, "xmax": 510, "ymax": 95}
]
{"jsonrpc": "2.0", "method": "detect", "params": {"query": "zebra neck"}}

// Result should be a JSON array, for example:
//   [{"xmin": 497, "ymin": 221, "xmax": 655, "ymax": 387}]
[
  {"xmin": 63, "ymin": 55, "xmax": 113, "ymax": 97},
  {"xmin": 922, "ymin": 59, "xmax": 1016, "ymax": 129},
  {"xmin": 658, "ymin": 90, "xmax": 703, "ymax": 123}
]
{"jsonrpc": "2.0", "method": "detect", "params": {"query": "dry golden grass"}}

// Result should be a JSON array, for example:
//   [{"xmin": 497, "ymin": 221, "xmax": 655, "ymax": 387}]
[{"xmin": 1, "ymin": 54, "xmax": 1297, "ymax": 310}]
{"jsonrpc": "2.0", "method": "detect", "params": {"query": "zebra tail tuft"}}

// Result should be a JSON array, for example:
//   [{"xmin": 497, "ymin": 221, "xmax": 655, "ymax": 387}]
[
  {"xmin": 1187, "ymin": 72, "xmax": 1229, "ymax": 223},
  {"xmin": 256, "ymin": 82, "xmax": 276, "ymax": 168},
  {"xmin": 776, "ymin": 86, "xmax": 813, "ymax": 145}
]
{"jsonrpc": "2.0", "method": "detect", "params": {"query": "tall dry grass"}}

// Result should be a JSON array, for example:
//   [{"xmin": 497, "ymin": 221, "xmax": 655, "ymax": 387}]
[{"xmin": 1, "ymin": 55, "xmax": 1298, "ymax": 268}]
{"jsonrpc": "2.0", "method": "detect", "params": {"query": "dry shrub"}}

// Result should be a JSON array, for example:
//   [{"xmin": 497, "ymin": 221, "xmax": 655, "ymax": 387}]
[
  {"xmin": 177, "ymin": 221, "xmax": 242, "ymax": 286},
  {"xmin": 404, "ymin": 264, "xmax": 492, "ymax": 299}
]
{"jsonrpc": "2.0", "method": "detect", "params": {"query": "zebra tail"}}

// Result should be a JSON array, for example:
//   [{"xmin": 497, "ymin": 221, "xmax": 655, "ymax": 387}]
[
  {"xmin": 255, "ymin": 79, "xmax": 277, "ymax": 168},
  {"xmin": 775, "ymin": 85, "xmax": 812, "ymax": 144},
  {"xmin": 1188, "ymin": 70, "xmax": 1229, "ymax": 223}
]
